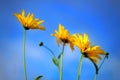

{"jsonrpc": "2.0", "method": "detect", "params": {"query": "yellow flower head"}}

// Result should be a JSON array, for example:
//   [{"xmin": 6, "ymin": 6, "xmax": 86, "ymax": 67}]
[
  {"xmin": 51, "ymin": 24, "xmax": 74, "ymax": 50},
  {"xmin": 71, "ymin": 33, "xmax": 90, "ymax": 52},
  {"xmin": 14, "ymin": 9, "xmax": 45, "ymax": 30},
  {"xmin": 72, "ymin": 33, "xmax": 106, "ymax": 64}
]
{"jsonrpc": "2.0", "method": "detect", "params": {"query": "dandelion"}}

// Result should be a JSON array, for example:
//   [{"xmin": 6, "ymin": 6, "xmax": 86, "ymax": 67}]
[
  {"xmin": 71, "ymin": 33, "xmax": 107, "ymax": 80},
  {"xmin": 51, "ymin": 24, "xmax": 74, "ymax": 80},
  {"xmin": 14, "ymin": 9, "xmax": 45, "ymax": 80}
]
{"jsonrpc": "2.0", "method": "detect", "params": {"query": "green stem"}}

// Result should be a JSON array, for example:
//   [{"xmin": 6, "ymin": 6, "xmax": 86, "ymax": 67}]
[
  {"xmin": 94, "ymin": 74, "xmax": 98, "ymax": 80},
  {"xmin": 43, "ymin": 45, "xmax": 55, "ymax": 57},
  {"xmin": 93, "ymin": 53, "xmax": 108, "ymax": 80},
  {"xmin": 77, "ymin": 54, "xmax": 84, "ymax": 80},
  {"xmin": 59, "ymin": 43, "xmax": 65, "ymax": 80},
  {"xmin": 98, "ymin": 55, "xmax": 107, "ymax": 70},
  {"xmin": 60, "ymin": 54, "xmax": 63, "ymax": 80},
  {"xmin": 23, "ymin": 29, "xmax": 27, "ymax": 80}
]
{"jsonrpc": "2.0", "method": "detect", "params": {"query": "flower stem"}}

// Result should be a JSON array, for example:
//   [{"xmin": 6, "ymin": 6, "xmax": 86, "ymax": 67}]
[
  {"xmin": 93, "ymin": 53, "xmax": 108, "ymax": 80},
  {"xmin": 23, "ymin": 29, "xmax": 27, "ymax": 80},
  {"xmin": 42, "ymin": 45, "xmax": 55, "ymax": 57},
  {"xmin": 98, "ymin": 55, "xmax": 107, "ymax": 70},
  {"xmin": 59, "ymin": 44, "xmax": 65, "ymax": 80},
  {"xmin": 94, "ymin": 74, "xmax": 98, "ymax": 80},
  {"xmin": 77, "ymin": 54, "xmax": 84, "ymax": 80}
]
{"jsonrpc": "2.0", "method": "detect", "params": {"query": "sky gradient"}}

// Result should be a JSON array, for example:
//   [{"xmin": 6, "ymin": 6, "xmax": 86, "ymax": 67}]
[{"xmin": 0, "ymin": 0, "xmax": 120, "ymax": 80}]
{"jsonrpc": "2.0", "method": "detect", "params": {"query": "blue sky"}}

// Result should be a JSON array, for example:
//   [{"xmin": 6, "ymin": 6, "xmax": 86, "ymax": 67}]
[{"xmin": 0, "ymin": 0, "xmax": 120, "ymax": 80}]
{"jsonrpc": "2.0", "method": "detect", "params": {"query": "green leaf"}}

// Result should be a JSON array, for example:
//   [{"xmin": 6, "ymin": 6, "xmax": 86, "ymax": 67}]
[
  {"xmin": 35, "ymin": 75, "xmax": 43, "ymax": 80},
  {"xmin": 58, "ymin": 52, "xmax": 62, "ymax": 60},
  {"xmin": 52, "ymin": 57, "xmax": 59, "ymax": 67}
]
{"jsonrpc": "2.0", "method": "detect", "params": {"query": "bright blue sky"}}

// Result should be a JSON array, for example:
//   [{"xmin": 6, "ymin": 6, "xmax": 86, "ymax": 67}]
[{"xmin": 0, "ymin": 0, "xmax": 120, "ymax": 80}]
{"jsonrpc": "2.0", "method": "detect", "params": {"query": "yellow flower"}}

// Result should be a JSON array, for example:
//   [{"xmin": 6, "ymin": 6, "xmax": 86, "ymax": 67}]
[
  {"xmin": 51, "ymin": 24, "xmax": 74, "ymax": 50},
  {"xmin": 14, "ymin": 9, "xmax": 45, "ymax": 30},
  {"xmin": 72, "ymin": 33, "xmax": 106, "ymax": 64}
]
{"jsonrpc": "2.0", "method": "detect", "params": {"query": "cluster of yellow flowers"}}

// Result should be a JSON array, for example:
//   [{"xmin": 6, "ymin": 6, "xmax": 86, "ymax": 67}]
[
  {"xmin": 51, "ymin": 23, "xmax": 108, "ymax": 80},
  {"xmin": 52, "ymin": 24, "xmax": 106, "ymax": 64},
  {"xmin": 14, "ymin": 10, "xmax": 108, "ymax": 80}
]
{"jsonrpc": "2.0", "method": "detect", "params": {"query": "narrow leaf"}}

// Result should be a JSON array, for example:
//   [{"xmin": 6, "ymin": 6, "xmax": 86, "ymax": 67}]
[
  {"xmin": 52, "ymin": 57, "xmax": 59, "ymax": 67},
  {"xmin": 35, "ymin": 75, "xmax": 43, "ymax": 80},
  {"xmin": 58, "ymin": 52, "xmax": 62, "ymax": 59}
]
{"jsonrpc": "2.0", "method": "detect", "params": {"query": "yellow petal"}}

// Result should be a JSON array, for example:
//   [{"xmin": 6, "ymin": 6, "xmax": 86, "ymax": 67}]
[
  {"xmin": 70, "ymin": 42, "xmax": 74, "ymax": 51},
  {"xmin": 84, "ymin": 33, "xmax": 88, "ymax": 42},
  {"xmin": 92, "ymin": 46, "xmax": 105, "ymax": 55},
  {"xmin": 78, "ymin": 33, "xmax": 83, "ymax": 42},
  {"xmin": 38, "ymin": 26, "xmax": 45, "ymax": 30},
  {"xmin": 88, "ymin": 54, "xmax": 101, "ymax": 60},
  {"xmin": 90, "ymin": 57, "xmax": 98, "ymax": 64},
  {"xmin": 37, "ymin": 20, "xmax": 44, "ymax": 25},
  {"xmin": 14, "ymin": 14, "xmax": 24, "ymax": 26},
  {"xmin": 26, "ymin": 12, "xmax": 30, "ymax": 21},
  {"xmin": 59, "ymin": 24, "xmax": 64, "ymax": 33},
  {"xmin": 27, "ymin": 14, "xmax": 34, "ymax": 24},
  {"xmin": 22, "ymin": 9, "xmax": 25, "ymax": 17}
]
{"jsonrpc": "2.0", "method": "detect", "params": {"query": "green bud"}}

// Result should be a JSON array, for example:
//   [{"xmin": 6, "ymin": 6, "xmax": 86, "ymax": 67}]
[
  {"xmin": 106, "ymin": 52, "xmax": 109, "ymax": 59},
  {"xmin": 52, "ymin": 57, "xmax": 59, "ymax": 67},
  {"xmin": 39, "ymin": 42, "xmax": 43, "ymax": 46}
]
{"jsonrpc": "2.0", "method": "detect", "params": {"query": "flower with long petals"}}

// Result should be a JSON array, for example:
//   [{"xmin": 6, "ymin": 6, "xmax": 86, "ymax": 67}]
[
  {"xmin": 51, "ymin": 24, "xmax": 74, "ymax": 50},
  {"xmin": 14, "ymin": 9, "xmax": 45, "ymax": 30},
  {"xmin": 72, "ymin": 33, "xmax": 106, "ymax": 64}
]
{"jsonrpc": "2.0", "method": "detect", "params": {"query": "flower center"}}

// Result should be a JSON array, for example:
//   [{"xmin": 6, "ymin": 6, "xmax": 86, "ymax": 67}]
[{"xmin": 61, "ymin": 39, "xmax": 69, "ymax": 43}]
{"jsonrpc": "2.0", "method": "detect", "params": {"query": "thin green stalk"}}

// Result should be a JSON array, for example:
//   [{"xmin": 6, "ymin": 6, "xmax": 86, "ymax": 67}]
[
  {"xmin": 94, "ymin": 74, "xmax": 98, "ymax": 80},
  {"xmin": 43, "ymin": 45, "xmax": 55, "ymax": 57},
  {"xmin": 77, "ymin": 54, "xmax": 84, "ymax": 80},
  {"xmin": 60, "ymin": 54, "xmax": 63, "ymax": 80},
  {"xmin": 23, "ymin": 29, "xmax": 27, "ymax": 80},
  {"xmin": 39, "ymin": 42, "xmax": 59, "ymax": 68},
  {"xmin": 59, "ymin": 43, "xmax": 65, "ymax": 80},
  {"xmin": 93, "ymin": 53, "xmax": 108, "ymax": 80},
  {"xmin": 98, "ymin": 55, "xmax": 107, "ymax": 70}
]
